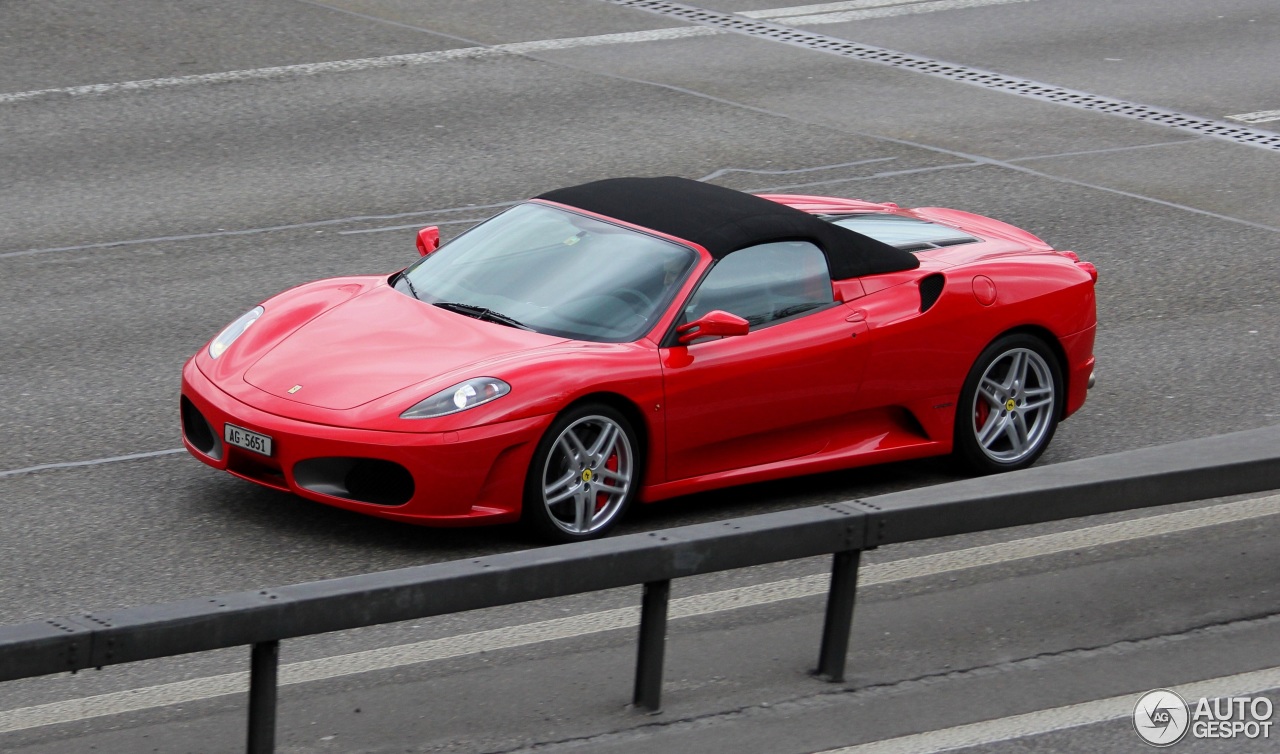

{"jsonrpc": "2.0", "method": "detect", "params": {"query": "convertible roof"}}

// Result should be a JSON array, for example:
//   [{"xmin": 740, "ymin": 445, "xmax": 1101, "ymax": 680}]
[{"xmin": 536, "ymin": 176, "xmax": 919, "ymax": 279}]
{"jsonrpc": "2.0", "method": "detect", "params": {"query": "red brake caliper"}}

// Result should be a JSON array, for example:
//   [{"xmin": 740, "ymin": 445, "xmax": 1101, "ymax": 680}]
[
  {"xmin": 596, "ymin": 453, "xmax": 618, "ymax": 512},
  {"xmin": 975, "ymin": 400, "xmax": 989, "ymax": 435}
]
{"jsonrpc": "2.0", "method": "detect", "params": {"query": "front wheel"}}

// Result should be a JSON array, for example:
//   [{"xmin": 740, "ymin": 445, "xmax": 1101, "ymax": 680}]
[
  {"xmin": 522, "ymin": 404, "xmax": 640, "ymax": 542},
  {"xmin": 954, "ymin": 333, "xmax": 1063, "ymax": 475}
]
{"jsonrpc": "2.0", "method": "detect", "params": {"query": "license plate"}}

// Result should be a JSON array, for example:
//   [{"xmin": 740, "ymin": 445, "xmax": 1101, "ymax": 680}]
[{"xmin": 224, "ymin": 423, "xmax": 273, "ymax": 457}]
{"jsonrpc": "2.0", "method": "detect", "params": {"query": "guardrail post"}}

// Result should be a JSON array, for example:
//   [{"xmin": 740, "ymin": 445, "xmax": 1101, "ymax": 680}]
[
  {"xmin": 814, "ymin": 549, "xmax": 861, "ymax": 683},
  {"xmin": 247, "ymin": 640, "xmax": 280, "ymax": 754},
  {"xmin": 633, "ymin": 579, "xmax": 670, "ymax": 713}
]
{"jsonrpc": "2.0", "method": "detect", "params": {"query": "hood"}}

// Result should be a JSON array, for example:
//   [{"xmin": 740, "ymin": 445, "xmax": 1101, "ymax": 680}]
[{"xmin": 243, "ymin": 284, "xmax": 566, "ymax": 410}]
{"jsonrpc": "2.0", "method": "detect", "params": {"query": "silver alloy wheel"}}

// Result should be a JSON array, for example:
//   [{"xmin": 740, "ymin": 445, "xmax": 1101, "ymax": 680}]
[
  {"xmin": 540, "ymin": 414, "xmax": 634, "ymax": 536},
  {"xmin": 970, "ymin": 347, "xmax": 1056, "ymax": 464}
]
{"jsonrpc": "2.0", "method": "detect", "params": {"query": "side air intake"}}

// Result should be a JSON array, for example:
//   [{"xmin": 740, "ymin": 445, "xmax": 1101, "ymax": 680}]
[{"xmin": 919, "ymin": 274, "xmax": 945, "ymax": 313}]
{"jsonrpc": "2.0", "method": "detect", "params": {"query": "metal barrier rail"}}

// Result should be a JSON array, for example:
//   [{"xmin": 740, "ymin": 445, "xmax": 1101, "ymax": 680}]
[{"xmin": 2, "ymin": 424, "xmax": 1279, "ymax": 752}]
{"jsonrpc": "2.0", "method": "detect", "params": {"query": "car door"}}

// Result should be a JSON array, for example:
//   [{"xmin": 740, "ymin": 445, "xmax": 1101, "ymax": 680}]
[{"xmin": 659, "ymin": 241, "xmax": 871, "ymax": 481}]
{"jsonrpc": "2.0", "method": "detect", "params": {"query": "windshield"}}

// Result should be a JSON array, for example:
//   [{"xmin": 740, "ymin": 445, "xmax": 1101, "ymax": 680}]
[{"xmin": 400, "ymin": 202, "xmax": 699, "ymax": 342}]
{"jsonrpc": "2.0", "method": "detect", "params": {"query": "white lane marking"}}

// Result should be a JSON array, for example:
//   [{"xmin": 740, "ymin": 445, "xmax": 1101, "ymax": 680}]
[
  {"xmin": 1005, "ymin": 138, "xmax": 1202, "ymax": 162},
  {"xmin": 0, "ymin": 27, "xmax": 717, "ymax": 106},
  {"xmin": 0, "ymin": 202, "xmax": 516, "ymax": 260},
  {"xmin": 862, "ymin": 129, "xmax": 1280, "ymax": 236},
  {"xmin": 336, "ymin": 217, "xmax": 488, "ymax": 235},
  {"xmin": 612, "ymin": 0, "xmax": 1280, "ymax": 152},
  {"xmin": 0, "ymin": 138, "xmax": 1213, "ymax": 261},
  {"xmin": 751, "ymin": 0, "xmax": 1038, "ymax": 24},
  {"xmin": 0, "ymin": 449, "xmax": 185, "ymax": 480},
  {"xmin": 996, "ymin": 156, "xmax": 1280, "ymax": 235},
  {"xmin": 0, "ymin": 158, "xmax": 905, "ymax": 256},
  {"xmin": 815, "ymin": 666, "xmax": 1280, "ymax": 754},
  {"xmin": 1, "ymin": 494, "xmax": 1277, "ymax": 734},
  {"xmin": 696, "ymin": 156, "xmax": 898, "ymax": 181},
  {"xmin": 0, "ymin": 0, "xmax": 1034, "ymax": 107},
  {"xmin": 3, "ymin": 136, "xmax": 1229, "ymax": 262},
  {"xmin": 741, "ymin": 0, "xmax": 926, "ymax": 18},
  {"xmin": 748, "ymin": 161, "xmax": 979, "ymax": 192},
  {"xmin": 1228, "ymin": 109, "xmax": 1280, "ymax": 124},
  {"xmin": 855, "ymin": 494, "xmax": 1280, "ymax": 582}
]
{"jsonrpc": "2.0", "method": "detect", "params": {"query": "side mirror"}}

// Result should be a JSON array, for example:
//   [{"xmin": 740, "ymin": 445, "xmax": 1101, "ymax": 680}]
[
  {"xmin": 676, "ymin": 310, "xmax": 749, "ymax": 344},
  {"xmin": 416, "ymin": 226, "xmax": 441, "ymax": 256}
]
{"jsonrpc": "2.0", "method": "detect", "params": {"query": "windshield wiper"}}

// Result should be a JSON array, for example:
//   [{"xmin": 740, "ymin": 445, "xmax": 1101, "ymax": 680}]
[
  {"xmin": 396, "ymin": 271, "xmax": 421, "ymax": 301},
  {"xmin": 773, "ymin": 303, "xmax": 822, "ymax": 319},
  {"xmin": 433, "ymin": 301, "xmax": 533, "ymax": 331}
]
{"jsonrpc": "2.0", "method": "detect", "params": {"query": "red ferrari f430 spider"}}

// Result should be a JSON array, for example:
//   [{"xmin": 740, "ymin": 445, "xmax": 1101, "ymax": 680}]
[{"xmin": 182, "ymin": 177, "xmax": 1097, "ymax": 541}]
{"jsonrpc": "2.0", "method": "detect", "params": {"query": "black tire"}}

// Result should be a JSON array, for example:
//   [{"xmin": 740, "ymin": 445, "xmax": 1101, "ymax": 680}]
[
  {"xmin": 953, "ymin": 333, "xmax": 1064, "ymax": 475},
  {"xmin": 522, "ymin": 403, "xmax": 640, "ymax": 542}
]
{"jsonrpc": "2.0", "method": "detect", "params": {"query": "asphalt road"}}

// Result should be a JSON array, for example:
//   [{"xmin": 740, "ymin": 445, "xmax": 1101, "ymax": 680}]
[{"xmin": 1, "ymin": 0, "xmax": 1278, "ymax": 751}]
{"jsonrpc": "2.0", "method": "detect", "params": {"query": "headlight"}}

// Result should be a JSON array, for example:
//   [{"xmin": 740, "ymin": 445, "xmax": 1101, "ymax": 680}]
[
  {"xmin": 401, "ymin": 377, "xmax": 510, "ymax": 419},
  {"xmin": 208, "ymin": 306, "xmax": 264, "ymax": 359}
]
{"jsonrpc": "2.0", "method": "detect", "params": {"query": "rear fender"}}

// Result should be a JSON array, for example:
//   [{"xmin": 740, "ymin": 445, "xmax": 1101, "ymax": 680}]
[{"xmin": 852, "ymin": 257, "xmax": 1094, "ymax": 440}]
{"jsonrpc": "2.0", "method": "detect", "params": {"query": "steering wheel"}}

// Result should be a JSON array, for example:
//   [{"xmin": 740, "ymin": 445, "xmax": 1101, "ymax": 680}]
[{"xmin": 613, "ymin": 287, "xmax": 655, "ymax": 313}]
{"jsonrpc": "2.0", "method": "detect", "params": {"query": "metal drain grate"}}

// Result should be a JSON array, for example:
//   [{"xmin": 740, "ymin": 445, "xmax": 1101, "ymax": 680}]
[{"xmin": 608, "ymin": 0, "xmax": 1280, "ymax": 152}]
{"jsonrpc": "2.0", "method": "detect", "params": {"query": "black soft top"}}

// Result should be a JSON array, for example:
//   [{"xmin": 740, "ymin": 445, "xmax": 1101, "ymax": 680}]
[{"xmin": 537, "ymin": 176, "xmax": 919, "ymax": 279}]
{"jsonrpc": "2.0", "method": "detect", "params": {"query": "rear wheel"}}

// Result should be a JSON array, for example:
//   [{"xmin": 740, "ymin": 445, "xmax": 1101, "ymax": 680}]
[
  {"xmin": 522, "ymin": 404, "xmax": 639, "ymax": 542},
  {"xmin": 954, "ymin": 333, "xmax": 1063, "ymax": 474}
]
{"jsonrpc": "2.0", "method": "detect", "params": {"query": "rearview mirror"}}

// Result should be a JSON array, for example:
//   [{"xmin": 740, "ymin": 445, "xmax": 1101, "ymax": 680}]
[
  {"xmin": 676, "ymin": 310, "xmax": 749, "ymax": 344},
  {"xmin": 416, "ymin": 226, "xmax": 441, "ymax": 256}
]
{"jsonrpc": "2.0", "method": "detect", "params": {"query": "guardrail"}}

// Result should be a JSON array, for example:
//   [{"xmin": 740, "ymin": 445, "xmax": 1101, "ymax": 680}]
[{"xmin": 3, "ymin": 424, "xmax": 1280, "ymax": 753}]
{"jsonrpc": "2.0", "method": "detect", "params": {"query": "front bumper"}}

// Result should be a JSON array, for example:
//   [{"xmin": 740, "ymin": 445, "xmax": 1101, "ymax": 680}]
[{"xmin": 181, "ymin": 359, "xmax": 551, "ymax": 525}]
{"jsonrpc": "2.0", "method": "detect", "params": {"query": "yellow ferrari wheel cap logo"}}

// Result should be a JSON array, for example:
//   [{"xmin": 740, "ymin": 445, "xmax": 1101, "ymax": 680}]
[
  {"xmin": 581, "ymin": 469, "xmax": 594, "ymax": 482},
  {"xmin": 1005, "ymin": 398, "xmax": 1017, "ymax": 411}
]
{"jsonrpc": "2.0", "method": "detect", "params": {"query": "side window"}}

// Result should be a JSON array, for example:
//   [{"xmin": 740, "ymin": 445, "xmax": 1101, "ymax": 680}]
[{"xmin": 684, "ymin": 241, "xmax": 834, "ymax": 328}]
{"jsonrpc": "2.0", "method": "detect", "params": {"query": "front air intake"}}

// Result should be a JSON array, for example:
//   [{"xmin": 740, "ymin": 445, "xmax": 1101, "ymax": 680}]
[
  {"xmin": 181, "ymin": 396, "xmax": 223, "ymax": 459},
  {"xmin": 294, "ymin": 457, "xmax": 415, "ymax": 506}
]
